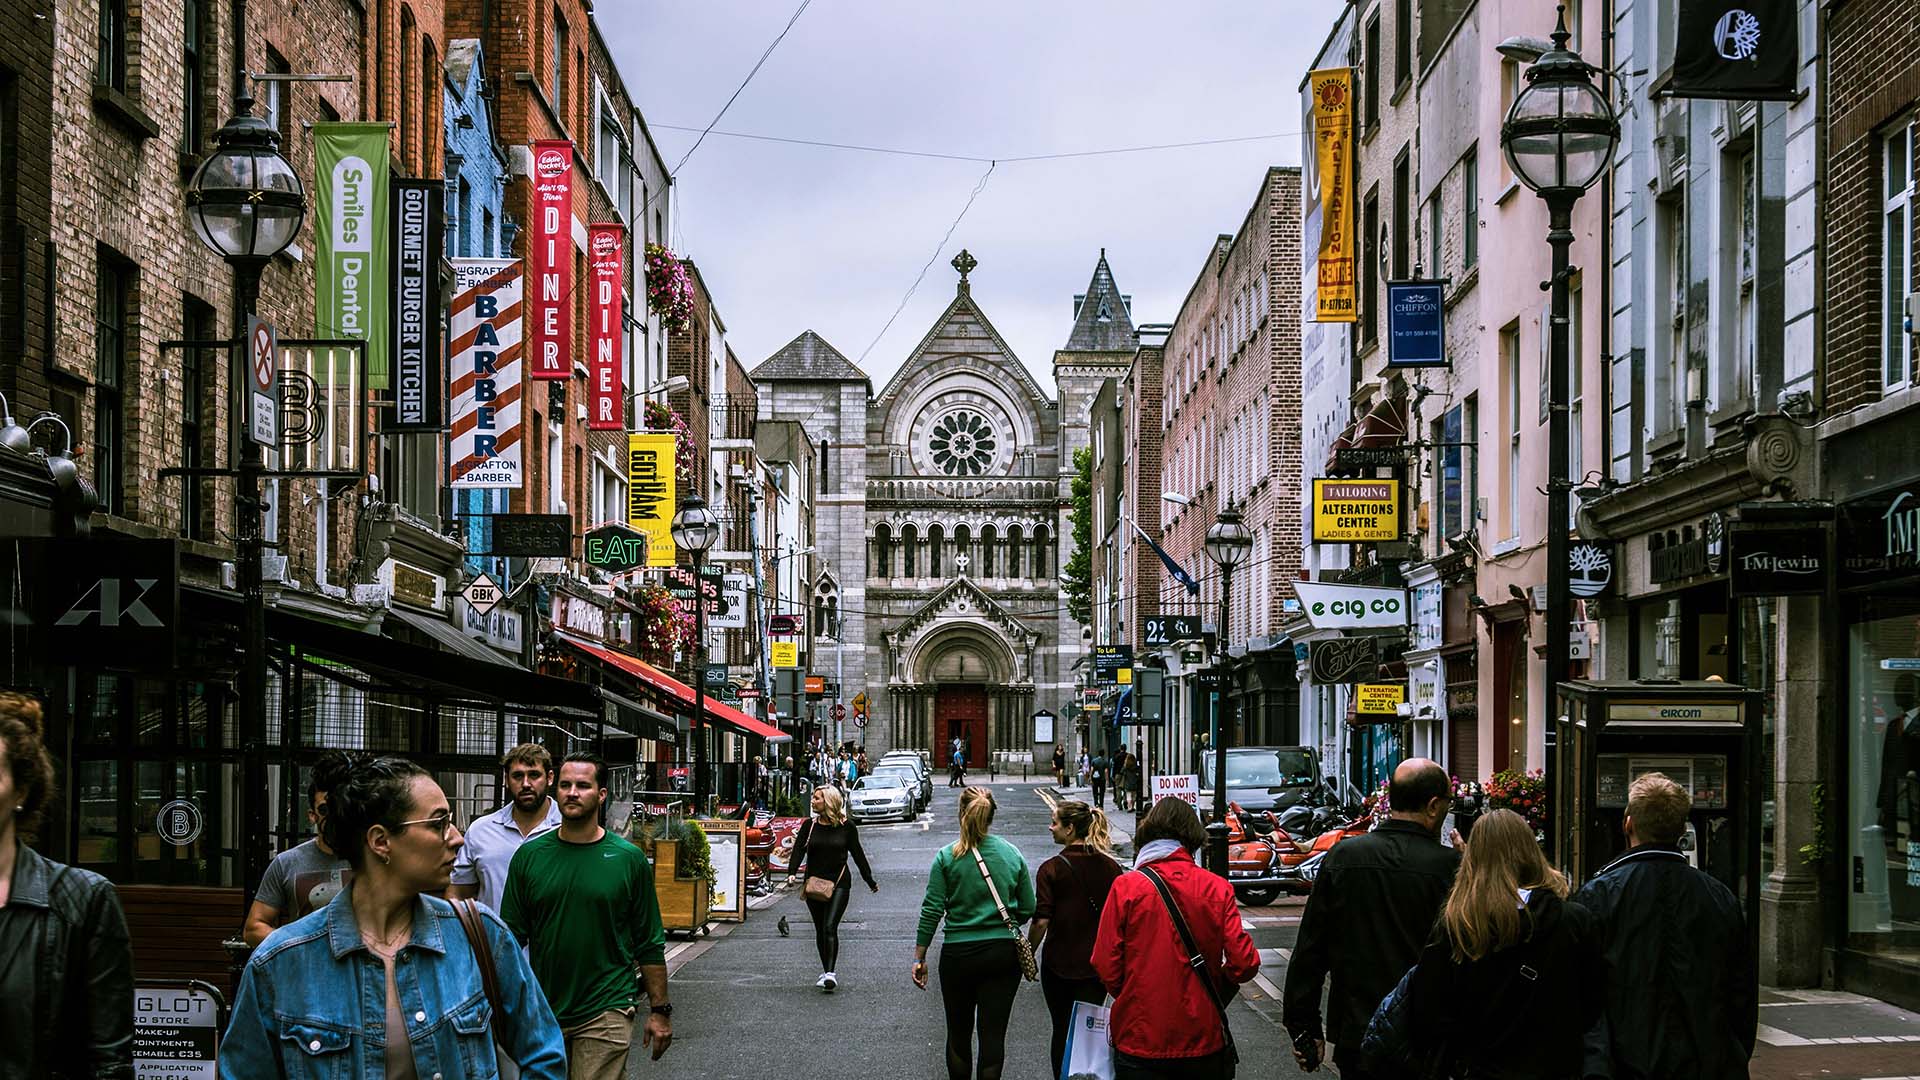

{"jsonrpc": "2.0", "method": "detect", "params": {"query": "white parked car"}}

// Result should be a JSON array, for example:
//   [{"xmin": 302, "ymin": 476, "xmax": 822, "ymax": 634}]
[
  {"xmin": 849, "ymin": 775, "xmax": 916, "ymax": 823},
  {"xmin": 880, "ymin": 751, "xmax": 934, "ymax": 805}
]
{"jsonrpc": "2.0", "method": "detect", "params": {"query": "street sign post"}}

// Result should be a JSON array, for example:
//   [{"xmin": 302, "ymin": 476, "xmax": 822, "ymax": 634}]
[{"xmin": 248, "ymin": 316, "xmax": 278, "ymax": 446}]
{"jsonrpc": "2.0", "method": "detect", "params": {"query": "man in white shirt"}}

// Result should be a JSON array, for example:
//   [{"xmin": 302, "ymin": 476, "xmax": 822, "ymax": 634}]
[{"xmin": 451, "ymin": 742, "xmax": 562, "ymax": 914}]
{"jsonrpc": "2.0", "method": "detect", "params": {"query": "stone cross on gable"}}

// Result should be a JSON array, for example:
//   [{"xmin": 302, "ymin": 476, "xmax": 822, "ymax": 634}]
[{"xmin": 952, "ymin": 249, "xmax": 977, "ymax": 295}]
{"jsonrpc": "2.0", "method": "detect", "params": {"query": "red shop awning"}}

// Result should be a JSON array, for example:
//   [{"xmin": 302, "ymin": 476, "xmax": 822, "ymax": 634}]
[{"xmin": 556, "ymin": 632, "xmax": 789, "ymax": 743}]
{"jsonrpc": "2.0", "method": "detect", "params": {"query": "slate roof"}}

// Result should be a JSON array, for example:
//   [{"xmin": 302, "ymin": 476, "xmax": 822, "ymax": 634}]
[
  {"xmin": 1063, "ymin": 249, "xmax": 1136, "ymax": 351},
  {"xmin": 749, "ymin": 330, "xmax": 870, "ymax": 383}
]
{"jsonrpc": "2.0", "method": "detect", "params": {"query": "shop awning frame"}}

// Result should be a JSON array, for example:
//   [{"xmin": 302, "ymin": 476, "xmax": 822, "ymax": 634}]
[{"xmin": 556, "ymin": 632, "xmax": 789, "ymax": 742}]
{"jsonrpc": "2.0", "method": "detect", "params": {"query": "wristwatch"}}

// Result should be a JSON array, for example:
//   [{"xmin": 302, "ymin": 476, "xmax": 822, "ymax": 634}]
[{"xmin": 649, "ymin": 1003, "xmax": 674, "ymax": 1018}]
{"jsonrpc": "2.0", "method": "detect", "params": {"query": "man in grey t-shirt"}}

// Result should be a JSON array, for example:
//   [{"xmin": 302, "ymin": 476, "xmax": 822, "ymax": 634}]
[{"xmin": 243, "ymin": 750, "xmax": 356, "ymax": 946}]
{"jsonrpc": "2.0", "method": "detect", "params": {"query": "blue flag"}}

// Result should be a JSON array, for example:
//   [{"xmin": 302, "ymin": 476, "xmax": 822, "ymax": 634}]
[{"xmin": 1131, "ymin": 519, "xmax": 1200, "ymax": 596}]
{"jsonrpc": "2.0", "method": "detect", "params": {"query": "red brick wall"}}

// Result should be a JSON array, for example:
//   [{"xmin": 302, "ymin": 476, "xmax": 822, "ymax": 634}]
[
  {"xmin": 0, "ymin": 2, "xmax": 55, "ymax": 416},
  {"xmin": 1122, "ymin": 343, "xmax": 1164, "ymax": 648},
  {"xmin": 1826, "ymin": 0, "xmax": 1920, "ymax": 410}
]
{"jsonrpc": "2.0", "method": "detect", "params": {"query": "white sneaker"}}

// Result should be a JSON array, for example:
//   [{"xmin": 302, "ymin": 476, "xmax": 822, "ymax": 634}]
[{"xmin": 822, "ymin": 971, "xmax": 837, "ymax": 991}]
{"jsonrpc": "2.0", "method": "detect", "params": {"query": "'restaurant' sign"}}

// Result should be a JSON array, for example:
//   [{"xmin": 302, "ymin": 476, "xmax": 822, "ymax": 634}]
[
  {"xmin": 1728, "ymin": 523, "xmax": 1827, "ymax": 596},
  {"xmin": 586, "ymin": 223, "xmax": 625, "ymax": 431},
  {"xmin": 389, "ymin": 178, "xmax": 445, "ymax": 431},
  {"xmin": 1312, "ymin": 478, "xmax": 1401, "ymax": 542},
  {"xmin": 528, "ymin": 140, "xmax": 572, "ymax": 380}
]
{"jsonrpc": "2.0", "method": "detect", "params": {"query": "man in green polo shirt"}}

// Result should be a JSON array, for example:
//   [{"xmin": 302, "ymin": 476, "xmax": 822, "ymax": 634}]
[{"xmin": 503, "ymin": 752, "xmax": 672, "ymax": 1078}]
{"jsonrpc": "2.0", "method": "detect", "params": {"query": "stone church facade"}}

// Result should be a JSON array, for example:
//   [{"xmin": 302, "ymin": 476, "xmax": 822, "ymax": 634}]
[{"xmin": 751, "ymin": 251, "xmax": 1134, "ymax": 763}]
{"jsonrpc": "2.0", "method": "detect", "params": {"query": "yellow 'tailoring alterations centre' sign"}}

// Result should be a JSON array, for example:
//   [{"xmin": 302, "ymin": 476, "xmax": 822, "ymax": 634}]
[
  {"xmin": 1312, "ymin": 478, "xmax": 1401, "ymax": 542},
  {"xmin": 1310, "ymin": 68, "xmax": 1356, "ymax": 323},
  {"xmin": 625, "ymin": 433, "xmax": 677, "ymax": 567}
]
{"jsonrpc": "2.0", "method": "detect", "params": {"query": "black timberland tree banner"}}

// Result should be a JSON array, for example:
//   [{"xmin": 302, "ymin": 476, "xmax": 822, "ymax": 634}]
[{"xmin": 1670, "ymin": 0, "xmax": 1798, "ymax": 101}]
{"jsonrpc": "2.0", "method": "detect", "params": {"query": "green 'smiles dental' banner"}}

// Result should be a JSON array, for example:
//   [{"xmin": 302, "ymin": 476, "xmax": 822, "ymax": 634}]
[{"xmin": 314, "ymin": 123, "xmax": 392, "ymax": 389}]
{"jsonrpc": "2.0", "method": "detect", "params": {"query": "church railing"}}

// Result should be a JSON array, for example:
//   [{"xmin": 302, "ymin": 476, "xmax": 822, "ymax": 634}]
[{"xmin": 867, "ymin": 476, "xmax": 1058, "ymax": 503}]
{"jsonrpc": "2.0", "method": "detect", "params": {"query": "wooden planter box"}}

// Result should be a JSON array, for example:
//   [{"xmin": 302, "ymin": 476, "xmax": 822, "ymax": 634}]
[{"xmin": 650, "ymin": 838, "xmax": 711, "ymax": 933}]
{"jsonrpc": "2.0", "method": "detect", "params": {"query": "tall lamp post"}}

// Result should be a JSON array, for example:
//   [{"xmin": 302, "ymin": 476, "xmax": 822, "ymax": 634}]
[
  {"xmin": 1498, "ymin": 6, "xmax": 1618, "ymax": 846},
  {"xmin": 672, "ymin": 496, "xmax": 721, "ymax": 811},
  {"xmin": 185, "ymin": 92, "xmax": 305, "ymax": 896},
  {"xmin": 1203, "ymin": 505, "xmax": 1253, "ymax": 877}
]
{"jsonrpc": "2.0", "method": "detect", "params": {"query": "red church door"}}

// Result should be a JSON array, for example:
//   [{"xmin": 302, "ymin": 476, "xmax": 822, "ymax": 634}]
[{"xmin": 935, "ymin": 685, "xmax": 988, "ymax": 767}]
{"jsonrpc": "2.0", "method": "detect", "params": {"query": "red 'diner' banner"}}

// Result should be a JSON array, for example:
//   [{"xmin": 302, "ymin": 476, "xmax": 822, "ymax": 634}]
[
  {"xmin": 529, "ymin": 140, "xmax": 572, "ymax": 380},
  {"xmin": 587, "ymin": 223, "xmax": 625, "ymax": 431}
]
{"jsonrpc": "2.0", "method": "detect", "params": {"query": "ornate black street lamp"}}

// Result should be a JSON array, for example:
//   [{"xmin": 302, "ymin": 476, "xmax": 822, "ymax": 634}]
[
  {"xmin": 1499, "ymin": 6, "xmax": 1618, "ymax": 845},
  {"xmin": 185, "ymin": 92, "xmax": 304, "ymax": 896},
  {"xmin": 672, "ymin": 496, "xmax": 721, "ymax": 810},
  {"xmin": 1203, "ymin": 504, "xmax": 1253, "ymax": 877}
]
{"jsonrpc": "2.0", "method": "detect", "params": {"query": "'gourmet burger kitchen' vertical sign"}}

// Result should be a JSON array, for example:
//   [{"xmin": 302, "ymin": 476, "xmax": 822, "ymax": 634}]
[{"xmin": 529, "ymin": 140, "xmax": 573, "ymax": 381}]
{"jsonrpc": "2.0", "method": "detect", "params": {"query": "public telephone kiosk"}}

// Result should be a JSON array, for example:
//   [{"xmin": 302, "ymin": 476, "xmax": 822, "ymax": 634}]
[{"xmin": 1554, "ymin": 679, "xmax": 1763, "ymax": 925}]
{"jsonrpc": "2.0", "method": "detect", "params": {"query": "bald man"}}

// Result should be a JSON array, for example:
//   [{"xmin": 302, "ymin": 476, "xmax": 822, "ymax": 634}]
[{"xmin": 1283, "ymin": 758, "xmax": 1461, "ymax": 1077}]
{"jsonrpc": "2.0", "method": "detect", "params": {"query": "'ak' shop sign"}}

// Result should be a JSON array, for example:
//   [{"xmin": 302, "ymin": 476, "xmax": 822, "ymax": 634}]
[
  {"xmin": 1312, "ymin": 478, "xmax": 1402, "ymax": 542},
  {"xmin": 448, "ymin": 259, "xmax": 524, "ymax": 489}
]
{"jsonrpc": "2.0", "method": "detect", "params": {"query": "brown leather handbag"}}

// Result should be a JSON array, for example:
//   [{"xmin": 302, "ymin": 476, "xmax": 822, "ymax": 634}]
[{"xmin": 803, "ymin": 874, "xmax": 838, "ymax": 902}]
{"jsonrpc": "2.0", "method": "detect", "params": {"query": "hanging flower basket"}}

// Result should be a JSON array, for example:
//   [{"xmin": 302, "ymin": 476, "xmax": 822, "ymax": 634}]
[
  {"xmin": 643, "ymin": 400, "xmax": 696, "ymax": 485},
  {"xmin": 632, "ymin": 584, "xmax": 693, "ymax": 667},
  {"xmin": 1482, "ymin": 768, "xmax": 1549, "ymax": 835},
  {"xmin": 644, "ymin": 243, "xmax": 695, "ymax": 334}
]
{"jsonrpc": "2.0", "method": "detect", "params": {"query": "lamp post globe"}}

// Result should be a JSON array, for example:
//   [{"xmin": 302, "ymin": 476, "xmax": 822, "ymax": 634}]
[
  {"xmin": 1203, "ymin": 504, "xmax": 1254, "ymax": 878},
  {"xmin": 186, "ymin": 97, "xmax": 305, "ymax": 275},
  {"xmin": 671, "ymin": 496, "xmax": 720, "ymax": 554},
  {"xmin": 1499, "ymin": 9, "xmax": 1619, "ymax": 198}
]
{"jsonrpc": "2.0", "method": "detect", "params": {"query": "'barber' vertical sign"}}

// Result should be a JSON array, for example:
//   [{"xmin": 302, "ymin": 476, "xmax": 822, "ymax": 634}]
[
  {"xmin": 388, "ymin": 178, "xmax": 445, "ymax": 431},
  {"xmin": 449, "ymin": 260, "xmax": 524, "ymax": 489}
]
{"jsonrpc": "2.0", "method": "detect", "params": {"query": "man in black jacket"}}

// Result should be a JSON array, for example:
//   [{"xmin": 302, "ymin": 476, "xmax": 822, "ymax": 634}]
[
  {"xmin": 1284, "ymin": 757, "xmax": 1460, "ymax": 1076},
  {"xmin": 1575, "ymin": 771, "xmax": 1756, "ymax": 1080}
]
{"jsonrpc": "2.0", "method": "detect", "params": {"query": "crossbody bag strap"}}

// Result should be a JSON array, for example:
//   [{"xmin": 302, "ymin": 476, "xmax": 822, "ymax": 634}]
[
  {"xmin": 970, "ymin": 848, "xmax": 1021, "ymax": 938},
  {"xmin": 1061, "ymin": 849, "xmax": 1113, "ymax": 916},
  {"xmin": 1139, "ymin": 865, "xmax": 1238, "ymax": 1064},
  {"xmin": 452, "ymin": 900, "xmax": 508, "ymax": 1033}
]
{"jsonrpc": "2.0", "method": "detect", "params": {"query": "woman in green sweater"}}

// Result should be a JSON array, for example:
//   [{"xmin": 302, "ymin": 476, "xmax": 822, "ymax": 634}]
[{"xmin": 913, "ymin": 787, "xmax": 1035, "ymax": 1080}]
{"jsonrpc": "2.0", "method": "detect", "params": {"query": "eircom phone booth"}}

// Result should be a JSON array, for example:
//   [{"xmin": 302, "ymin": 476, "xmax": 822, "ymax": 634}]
[{"xmin": 1554, "ymin": 679, "xmax": 1763, "ymax": 925}]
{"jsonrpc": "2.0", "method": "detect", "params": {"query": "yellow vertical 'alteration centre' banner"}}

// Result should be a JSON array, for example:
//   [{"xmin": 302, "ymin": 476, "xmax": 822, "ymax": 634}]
[
  {"xmin": 1311, "ymin": 68, "xmax": 1357, "ymax": 323},
  {"xmin": 625, "ymin": 433, "xmax": 677, "ymax": 567}
]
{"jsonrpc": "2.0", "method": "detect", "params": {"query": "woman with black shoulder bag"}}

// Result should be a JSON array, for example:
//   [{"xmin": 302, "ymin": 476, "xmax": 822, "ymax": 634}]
[
  {"xmin": 788, "ymin": 785, "xmax": 877, "ymax": 992},
  {"xmin": 1029, "ymin": 799, "xmax": 1124, "ymax": 1079}
]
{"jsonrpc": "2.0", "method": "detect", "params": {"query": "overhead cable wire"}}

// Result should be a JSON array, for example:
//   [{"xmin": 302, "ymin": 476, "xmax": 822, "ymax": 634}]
[
  {"xmin": 651, "ymin": 124, "xmax": 1302, "ymax": 164},
  {"xmin": 670, "ymin": 0, "xmax": 815, "ymax": 176},
  {"xmin": 857, "ymin": 160, "xmax": 996, "ymax": 364}
]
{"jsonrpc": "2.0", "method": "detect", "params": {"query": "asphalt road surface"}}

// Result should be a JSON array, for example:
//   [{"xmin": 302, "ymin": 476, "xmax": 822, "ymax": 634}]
[{"xmin": 650, "ymin": 779, "xmax": 1306, "ymax": 1078}]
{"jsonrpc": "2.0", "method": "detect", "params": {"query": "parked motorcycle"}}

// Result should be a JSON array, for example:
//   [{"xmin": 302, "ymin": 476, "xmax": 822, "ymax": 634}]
[{"xmin": 1227, "ymin": 782, "xmax": 1369, "ymax": 905}]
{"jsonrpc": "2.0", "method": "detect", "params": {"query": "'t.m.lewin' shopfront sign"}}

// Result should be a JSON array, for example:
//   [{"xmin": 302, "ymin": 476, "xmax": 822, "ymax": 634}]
[
  {"xmin": 1728, "ymin": 524, "xmax": 1827, "ymax": 597},
  {"xmin": 1840, "ymin": 487, "xmax": 1920, "ymax": 589}
]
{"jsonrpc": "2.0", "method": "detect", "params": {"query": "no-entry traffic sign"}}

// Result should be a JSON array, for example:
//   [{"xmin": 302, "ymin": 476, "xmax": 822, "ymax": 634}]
[{"xmin": 248, "ymin": 316, "xmax": 277, "ymax": 446}]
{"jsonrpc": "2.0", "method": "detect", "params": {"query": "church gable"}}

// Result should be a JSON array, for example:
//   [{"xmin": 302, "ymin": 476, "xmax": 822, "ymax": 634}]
[
  {"xmin": 875, "ymin": 251, "xmax": 1050, "ymax": 408},
  {"xmin": 885, "ymin": 577, "xmax": 1036, "ymax": 652}
]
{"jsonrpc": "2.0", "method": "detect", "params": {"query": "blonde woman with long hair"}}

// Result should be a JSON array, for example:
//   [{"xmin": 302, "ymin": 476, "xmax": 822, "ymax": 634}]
[
  {"xmin": 788, "ymin": 784, "xmax": 877, "ymax": 992},
  {"xmin": 1029, "ymin": 800, "xmax": 1123, "ymax": 1079},
  {"xmin": 913, "ymin": 787, "xmax": 1034, "ymax": 1080},
  {"xmin": 1401, "ymin": 809, "xmax": 1605, "ymax": 1079}
]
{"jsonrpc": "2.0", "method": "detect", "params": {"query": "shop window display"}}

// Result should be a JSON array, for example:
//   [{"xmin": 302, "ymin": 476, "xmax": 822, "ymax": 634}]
[{"xmin": 1849, "ymin": 594, "xmax": 1920, "ymax": 952}]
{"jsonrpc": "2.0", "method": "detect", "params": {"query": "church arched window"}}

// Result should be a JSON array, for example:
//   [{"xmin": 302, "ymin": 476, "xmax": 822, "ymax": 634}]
[
  {"xmin": 814, "ymin": 581, "xmax": 839, "ymax": 638},
  {"xmin": 979, "ymin": 524, "xmax": 997, "ymax": 577},
  {"xmin": 954, "ymin": 524, "xmax": 972, "ymax": 574},
  {"xmin": 902, "ymin": 523, "xmax": 919, "ymax": 577},
  {"xmin": 1032, "ymin": 524, "xmax": 1051, "ymax": 579},
  {"xmin": 873, "ymin": 524, "xmax": 891, "ymax": 578},
  {"xmin": 928, "ymin": 523, "xmax": 945, "ymax": 577},
  {"xmin": 1007, "ymin": 524, "xmax": 1025, "ymax": 579}
]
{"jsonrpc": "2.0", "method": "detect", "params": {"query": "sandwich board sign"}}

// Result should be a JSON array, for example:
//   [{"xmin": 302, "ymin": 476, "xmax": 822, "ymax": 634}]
[{"xmin": 1151, "ymin": 773, "xmax": 1201, "ymax": 809}]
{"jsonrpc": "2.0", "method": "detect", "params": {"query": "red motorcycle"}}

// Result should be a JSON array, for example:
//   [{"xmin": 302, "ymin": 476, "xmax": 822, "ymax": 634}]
[{"xmin": 1226, "ymin": 799, "xmax": 1372, "ymax": 905}]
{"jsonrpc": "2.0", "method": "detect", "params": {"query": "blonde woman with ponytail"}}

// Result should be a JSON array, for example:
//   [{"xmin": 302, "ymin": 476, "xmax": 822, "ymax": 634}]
[
  {"xmin": 913, "ymin": 787, "xmax": 1034, "ymax": 1080},
  {"xmin": 1398, "ymin": 809, "xmax": 1606, "ymax": 1079},
  {"xmin": 1030, "ymin": 800, "xmax": 1124, "ymax": 1078}
]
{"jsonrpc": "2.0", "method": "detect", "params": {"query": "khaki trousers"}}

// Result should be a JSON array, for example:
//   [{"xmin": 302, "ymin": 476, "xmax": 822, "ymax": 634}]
[{"xmin": 562, "ymin": 1006, "xmax": 634, "ymax": 1080}]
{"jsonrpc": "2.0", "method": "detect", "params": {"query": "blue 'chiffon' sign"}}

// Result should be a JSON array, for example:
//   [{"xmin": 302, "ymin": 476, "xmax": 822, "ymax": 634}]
[{"xmin": 1387, "ymin": 281, "xmax": 1447, "ymax": 368}]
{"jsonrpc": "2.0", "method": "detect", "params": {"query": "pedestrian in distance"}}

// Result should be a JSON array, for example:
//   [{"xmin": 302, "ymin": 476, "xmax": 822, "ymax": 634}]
[
  {"xmin": 1092, "ymin": 796, "xmax": 1260, "ymax": 1079},
  {"xmin": 1029, "ymin": 799, "xmax": 1124, "ymax": 1079},
  {"xmin": 913, "ymin": 787, "xmax": 1035, "ymax": 1080},
  {"xmin": 502, "ymin": 752, "xmax": 674, "ymax": 1078},
  {"xmin": 1078, "ymin": 749, "xmax": 1092, "ymax": 788},
  {"xmin": 789, "ymin": 785, "xmax": 878, "ymax": 990},
  {"xmin": 1052, "ymin": 746, "xmax": 1067, "ymax": 787},
  {"xmin": 0, "ymin": 692, "xmax": 134, "ymax": 1080},
  {"xmin": 1389, "ymin": 808, "xmax": 1606, "ymax": 1080},
  {"xmin": 1283, "ymin": 757, "xmax": 1461, "ymax": 1078},
  {"xmin": 220, "ymin": 755, "xmax": 567, "ymax": 1079},
  {"xmin": 449, "ymin": 742, "xmax": 561, "ymax": 916},
  {"xmin": 1574, "ymin": 772, "xmax": 1756, "ymax": 1080},
  {"xmin": 1090, "ymin": 750, "xmax": 1110, "ymax": 810},
  {"xmin": 243, "ymin": 747, "xmax": 359, "ymax": 946}
]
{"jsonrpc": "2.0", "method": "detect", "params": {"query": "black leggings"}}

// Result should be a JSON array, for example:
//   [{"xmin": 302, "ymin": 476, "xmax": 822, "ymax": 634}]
[
  {"xmin": 937, "ymin": 939, "xmax": 1020, "ymax": 1080},
  {"xmin": 804, "ymin": 880, "xmax": 851, "ymax": 972},
  {"xmin": 1041, "ymin": 966, "xmax": 1106, "ymax": 1079}
]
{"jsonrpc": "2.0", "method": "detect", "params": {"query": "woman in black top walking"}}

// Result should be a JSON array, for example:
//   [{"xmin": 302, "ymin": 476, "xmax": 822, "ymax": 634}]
[
  {"xmin": 789, "ymin": 785, "xmax": 877, "ymax": 991},
  {"xmin": 1028, "ymin": 799, "xmax": 1124, "ymax": 1079}
]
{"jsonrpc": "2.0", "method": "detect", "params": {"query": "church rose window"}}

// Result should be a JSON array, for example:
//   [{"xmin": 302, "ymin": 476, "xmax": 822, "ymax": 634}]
[{"xmin": 928, "ymin": 410, "xmax": 998, "ymax": 476}]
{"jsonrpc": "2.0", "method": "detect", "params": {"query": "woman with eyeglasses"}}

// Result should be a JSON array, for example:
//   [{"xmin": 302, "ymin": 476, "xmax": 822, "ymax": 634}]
[{"xmin": 220, "ymin": 755, "xmax": 567, "ymax": 1079}]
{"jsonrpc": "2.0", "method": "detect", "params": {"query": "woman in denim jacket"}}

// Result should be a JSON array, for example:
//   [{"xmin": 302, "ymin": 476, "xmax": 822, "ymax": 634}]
[{"xmin": 221, "ymin": 756, "xmax": 567, "ymax": 1078}]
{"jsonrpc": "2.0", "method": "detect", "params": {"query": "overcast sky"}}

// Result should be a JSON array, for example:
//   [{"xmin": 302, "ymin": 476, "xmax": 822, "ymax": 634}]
[{"xmin": 606, "ymin": 2, "xmax": 1343, "ymax": 392}]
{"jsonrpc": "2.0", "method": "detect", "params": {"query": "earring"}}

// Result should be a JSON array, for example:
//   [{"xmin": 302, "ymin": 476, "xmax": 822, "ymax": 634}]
[{"xmin": 379, "ymin": 852, "xmax": 391, "ymax": 866}]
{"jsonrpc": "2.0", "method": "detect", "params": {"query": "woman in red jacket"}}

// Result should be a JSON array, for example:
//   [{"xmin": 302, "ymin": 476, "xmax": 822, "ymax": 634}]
[{"xmin": 1092, "ymin": 798, "xmax": 1259, "ymax": 1078}]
